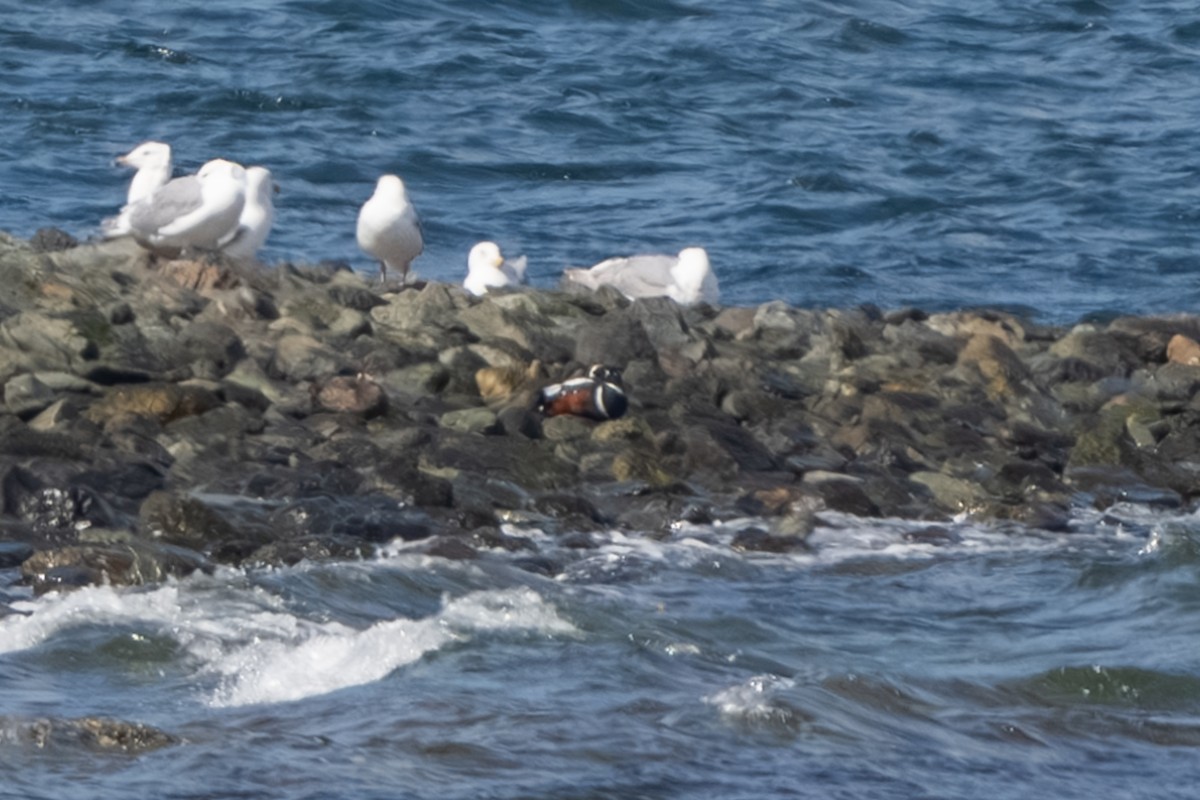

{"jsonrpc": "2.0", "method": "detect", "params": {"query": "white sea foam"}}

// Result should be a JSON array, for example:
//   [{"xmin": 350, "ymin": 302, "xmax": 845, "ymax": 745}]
[
  {"xmin": 209, "ymin": 586, "xmax": 575, "ymax": 707},
  {"xmin": 207, "ymin": 615, "xmax": 453, "ymax": 707},
  {"xmin": 0, "ymin": 574, "xmax": 575, "ymax": 708},
  {"xmin": 0, "ymin": 583, "xmax": 189, "ymax": 655},
  {"xmin": 705, "ymin": 674, "xmax": 798, "ymax": 723}
]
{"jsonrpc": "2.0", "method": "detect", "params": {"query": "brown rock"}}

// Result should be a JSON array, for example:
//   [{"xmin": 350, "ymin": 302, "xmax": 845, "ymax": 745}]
[
  {"xmin": 158, "ymin": 259, "xmax": 241, "ymax": 292},
  {"xmin": 85, "ymin": 382, "xmax": 221, "ymax": 425},
  {"xmin": 1167, "ymin": 334, "xmax": 1200, "ymax": 367},
  {"xmin": 958, "ymin": 334, "xmax": 1035, "ymax": 398},
  {"xmin": 20, "ymin": 541, "xmax": 209, "ymax": 594},
  {"xmin": 312, "ymin": 374, "xmax": 388, "ymax": 418},
  {"xmin": 475, "ymin": 360, "xmax": 542, "ymax": 406}
]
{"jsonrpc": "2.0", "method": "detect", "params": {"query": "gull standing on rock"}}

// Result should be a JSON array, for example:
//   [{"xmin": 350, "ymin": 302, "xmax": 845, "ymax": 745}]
[
  {"xmin": 220, "ymin": 166, "xmax": 276, "ymax": 262},
  {"xmin": 357, "ymin": 174, "xmax": 423, "ymax": 285},
  {"xmin": 562, "ymin": 246, "xmax": 719, "ymax": 306},
  {"xmin": 463, "ymin": 241, "xmax": 527, "ymax": 296},
  {"xmin": 104, "ymin": 140, "xmax": 173, "ymax": 238},
  {"xmin": 124, "ymin": 158, "xmax": 247, "ymax": 257}
]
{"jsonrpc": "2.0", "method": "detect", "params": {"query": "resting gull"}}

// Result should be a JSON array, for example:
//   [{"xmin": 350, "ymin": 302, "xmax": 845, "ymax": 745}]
[
  {"xmin": 125, "ymin": 158, "xmax": 247, "ymax": 257},
  {"xmin": 104, "ymin": 140, "xmax": 173, "ymax": 238},
  {"xmin": 357, "ymin": 174, "xmax": 423, "ymax": 285},
  {"xmin": 463, "ymin": 241, "xmax": 527, "ymax": 296},
  {"xmin": 562, "ymin": 246, "xmax": 719, "ymax": 306},
  {"xmin": 220, "ymin": 166, "xmax": 276, "ymax": 262}
]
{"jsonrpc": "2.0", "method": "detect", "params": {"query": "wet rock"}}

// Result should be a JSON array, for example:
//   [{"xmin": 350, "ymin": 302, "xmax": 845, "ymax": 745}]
[
  {"xmin": 422, "ymin": 536, "xmax": 479, "ymax": 560},
  {"xmin": 1004, "ymin": 500, "xmax": 1072, "ymax": 532},
  {"xmin": 902, "ymin": 526, "xmax": 963, "ymax": 546},
  {"xmin": 532, "ymin": 492, "xmax": 606, "ymax": 524},
  {"xmin": 138, "ymin": 490, "xmax": 268, "ymax": 555},
  {"xmin": 983, "ymin": 460, "xmax": 1068, "ymax": 500},
  {"xmin": 426, "ymin": 432, "xmax": 575, "ymax": 490},
  {"xmin": 245, "ymin": 536, "xmax": 375, "ymax": 567},
  {"xmin": 803, "ymin": 472, "xmax": 880, "ymax": 517},
  {"xmin": 731, "ymin": 526, "xmax": 810, "ymax": 554},
  {"xmin": 20, "ymin": 540, "xmax": 210, "ymax": 594},
  {"xmin": 371, "ymin": 455, "xmax": 454, "ymax": 508},
  {"xmin": 5, "ymin": 716, "xmax": 178, "ymax": 753},
  {"xmin": 267, "ymin": 495, "xmax": 434, "ymax": 544},
  {"xmin": 464, "ymin": 525, "xmax": 536, "ymax": 552},
  {"xmin": 0, "ymin": 460, "xmax": 129, "ymax": 542},
  {"xmin": 1064, "ymin": 465, "xmax": 1184, "ymax": 510}
]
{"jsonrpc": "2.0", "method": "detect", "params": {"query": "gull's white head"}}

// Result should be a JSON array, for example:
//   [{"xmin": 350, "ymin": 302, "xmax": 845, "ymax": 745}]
[
  {"xmin": 117, "ymin": 141, "xmax": 171, "ymax": 169},
  {"xmin": 374, "ymin": 174, "xmax": 409, "ymax": 199},
  {"xmin": 673, "ymin": 247, "xmax": 710, "ymax": 284},
  {"xmin": 197, "ymin": 158, "xmax": 246, "ymax": 182},
  {"xmin": 468, "ymin": 241, "xmax": 505, "ymax": 273},
  {"xmin": 245, "ymin": 166, "xmax": 275, "ymax": 202},
  {"xmin": 669, "ymin": 247, "xmax": 716, "ymax": 305},
  {"xmin": 116, "ymin": 141, "xmax": 173, "ymax": 206}
]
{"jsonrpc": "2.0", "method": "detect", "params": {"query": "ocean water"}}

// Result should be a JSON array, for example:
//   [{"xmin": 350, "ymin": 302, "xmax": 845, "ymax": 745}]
[
  {"xmin": 2, "ymin": 0, "xmax": 1200, "ymax": 320},
  {"xmin": 4, "ymin": 509, "xmax": 1200, "ymax": 799},
  {"xmin": 4, "ymin": 2, "xmax": 1200, "ymax": 797}
]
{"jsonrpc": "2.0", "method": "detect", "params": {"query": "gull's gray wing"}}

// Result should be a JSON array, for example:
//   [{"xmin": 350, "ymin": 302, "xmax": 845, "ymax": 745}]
[
  {"xmin": 503, "ymin": 255, "xmax": 528, "ymax": 284},
  {"xmin": 593, "ymin": 254, "xmax": 676, "ymax": 298},
  {"xmin": 127, "ymin": 175, "xmax": 204, "ymax": 234}
]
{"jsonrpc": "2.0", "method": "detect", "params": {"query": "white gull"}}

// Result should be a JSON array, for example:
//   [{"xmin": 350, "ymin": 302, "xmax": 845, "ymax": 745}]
[
  {"xmin": 463, "ymin": 241, "xmax": 527, "ymax": 296},
  {"xmin": 125, "ymin": 158, "xmax": 247, "ymax": 257},
  {"xmin": 356, "ymin": 174, "xmax": 423, "ymax": 285},
  {"xmin": 104, "ymin": 140, "xmax": 173, "ymax": 238},
  {"xmin": 220, "ymin": 165, "xmax": 276, "ymax": 262},
  {"xmin": 562, "ymin": 246, "xmax": 719, "ymax": 306}
]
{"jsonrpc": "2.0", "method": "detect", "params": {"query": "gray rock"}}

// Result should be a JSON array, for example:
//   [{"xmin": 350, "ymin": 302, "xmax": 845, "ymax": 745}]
[
  {"xmin": 270, "ymin": 334, "xmax": 348, "ymax": 382},
  {"xmin": 439, "ymin": 407, "xmax": 500, "ymax": 435},
  {"xmin": 5, "ymin": 373, "xmax": 58, "ymax": 417}
]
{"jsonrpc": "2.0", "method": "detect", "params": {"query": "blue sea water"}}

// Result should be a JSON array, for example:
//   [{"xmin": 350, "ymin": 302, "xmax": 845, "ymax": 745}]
[
  {"xmin": 2, "ymin": 0, "xmax": 1200, "ymax": 320},
  {"xmin": 4, "ymin": 2, "xmax": 1200, "ymax": 798}
]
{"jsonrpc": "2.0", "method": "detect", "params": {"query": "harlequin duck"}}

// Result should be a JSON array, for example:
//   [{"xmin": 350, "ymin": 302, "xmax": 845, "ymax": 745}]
[{"xmin": 537, "ymin": 364, "xmax": 628, "ymax": 421}]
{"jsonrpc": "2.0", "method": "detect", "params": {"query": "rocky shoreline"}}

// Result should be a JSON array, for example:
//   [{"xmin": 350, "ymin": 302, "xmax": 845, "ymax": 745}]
[{"xmin": 1, "ymin": 228, "xmax": 1199, "ymax": 596}]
